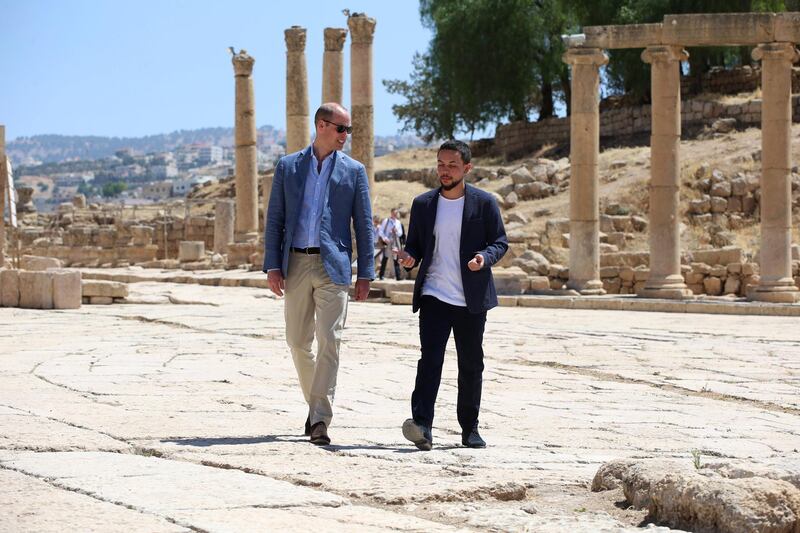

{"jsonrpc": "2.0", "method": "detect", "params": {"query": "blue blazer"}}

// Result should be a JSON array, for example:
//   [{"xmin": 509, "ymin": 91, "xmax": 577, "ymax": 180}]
[
  {"xmin": 263, "ymin": 146, "xmax": 374, "ymax": 285},
  {"xmin": 404, "ymin": 184, "xmax": 508, "ymax": 314}
]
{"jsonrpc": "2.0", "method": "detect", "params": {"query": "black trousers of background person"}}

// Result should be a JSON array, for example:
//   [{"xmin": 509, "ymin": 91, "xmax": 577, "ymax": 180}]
[
  {"xmin": 379, "ymin": 255, "xmax": 402, "ymax": 280},
  {"xmin": 411, "ymin": 295, "xmax": 487, "ymax": 433}
]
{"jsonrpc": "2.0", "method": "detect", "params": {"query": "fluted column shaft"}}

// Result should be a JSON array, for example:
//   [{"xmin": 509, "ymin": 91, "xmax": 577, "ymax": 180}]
[
  {"xmin": 348, "ymin": 14, "xmax": 376, "ymax": 204},
  {"xmin": 749, "ymin": 42, "xmax": 800, "ymax": 303},
  {"xmin": 322, "ymin": 28, "xmax": 347, "ymax": 104},
  {"xmin": 563, "ymin": 48, "xmax": 607, "ymax": 295},
  {"xmin": 640, "ymin": 45, "xmax": 693, "ymax": 299},
  {"xmin": 232, "ymin": 51, "xmax": 259, "ymax": 242},
  {"xmin": 285, "ymin": 27, "xmax": 310, "ymax": 154}
]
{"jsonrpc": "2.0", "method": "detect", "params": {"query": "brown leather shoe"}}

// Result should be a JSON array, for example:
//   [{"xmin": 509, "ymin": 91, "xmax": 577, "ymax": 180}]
[{"xmin": 309, "ymin": 421, "xmax": 330, "ymax": 446}]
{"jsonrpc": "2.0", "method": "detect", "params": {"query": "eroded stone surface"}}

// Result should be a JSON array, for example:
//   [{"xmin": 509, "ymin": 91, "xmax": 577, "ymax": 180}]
[{"xmin": 1, "ymin": 281, "xmax": 798, "ymax": 531}]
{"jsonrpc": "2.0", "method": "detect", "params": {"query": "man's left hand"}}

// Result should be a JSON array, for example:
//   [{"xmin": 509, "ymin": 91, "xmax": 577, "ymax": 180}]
[
  {"xmin": 467, "ymin": 253, "xmax": 485, "ymax": 271},
  {"xmin": 355, "ymin": 279, "xmax": 371, "ymax": 301}
]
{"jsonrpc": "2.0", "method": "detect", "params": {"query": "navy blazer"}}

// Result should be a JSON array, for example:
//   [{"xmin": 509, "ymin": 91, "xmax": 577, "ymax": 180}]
[
  {"xmin": 262, "ymin": 146, "xmax": 374, "ymax": 285},
  {"xmin": 404, "ymin": 184, "xmax": 508, "ymax": 314}
]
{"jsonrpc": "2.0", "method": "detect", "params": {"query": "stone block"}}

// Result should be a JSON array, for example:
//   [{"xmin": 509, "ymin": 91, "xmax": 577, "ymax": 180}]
[
  {"xmin": 89, "ymin": 296, "xmax": 114, "ymax": 305},
  {"xmin": 689, "ymin": 196, "xmax": 711, "ymax": 215},
  {"xmin": 20, "ymin": 255, "xmax": 62, "ymax": 271},
  {"xmin": 493, "ymin": 267, "xmax": 528, "ymax": 295},
  {"xmin": 528, "ymin": 276, "xmax": 550, "ymax": 290},
  {"xmin": 1, "ymin": 269, "xmax": 20, "ymax": 307},
  {"xmin": 82, "ymin": 280, "xmax": 129, "ymax": 298},
  {"xmin": 684, "ymin": 272, "xmax": 705, "ymax": 285},
  {"xmin": 724, "ymin": 276, "xmax": 741, "ymax": 295},
  {"xmin": 52, "ymin": 270, "xmax": 82, "ymax": 309},
  {"xmin": 703, "ymin": 276, "xmax": 722, "ymax": 296},
  {"xmin": 130, "ymin": 225, "xmax": 154, "ymax": 246},
  {"xmin": 692, "ymin": 247, "xmax": 743, "ymax": 266},
  {"xmin": 602, "ymin": 277, "xmax": 622, "ymax": 294},
  {"xmin": 179, "ymin": 241, "xmax": 205, "ymax": 262},
  {"xmin": 726, "ymin": 196, "xmax": 742, "ymax": 212},
  {"xmin": 18, "ymin": 271, "xmax": 54, "ymax": 309},
  {"xmin": 227, "ymin": 242, "xmax": 259, "ymax": 267},
  {"xmin": 619, "ymin": 267, "xmax": 635, "ymax": 282},
  {"xmin": 742, "ymin": 263, "xmax": 758, "ymax": 276},
  {"xmin": 687, "ymin": 283, "xmax": 704, "ymax": 295},
  {"xmin": 710, "ymin": 197, "xmax": 728, "ymax": 213},
  {"xmin": 709, "ymin": 265, "xmax": 727, "ymax": 277}
]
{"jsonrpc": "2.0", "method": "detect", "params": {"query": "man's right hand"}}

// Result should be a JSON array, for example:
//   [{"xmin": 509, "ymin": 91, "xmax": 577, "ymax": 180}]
[
  {"xmin": 267, "ymin": 270, "xmax": 285, "ymax": 297},
  {"xmin": 397, "ymin": 250, "xmax": 416, "ymax": 268}
]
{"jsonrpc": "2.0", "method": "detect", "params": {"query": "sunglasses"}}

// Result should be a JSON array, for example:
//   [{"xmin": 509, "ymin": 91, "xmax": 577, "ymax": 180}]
[{"xmin": 322, "ymin": 119, "xmax": 353, "ymax": 135}]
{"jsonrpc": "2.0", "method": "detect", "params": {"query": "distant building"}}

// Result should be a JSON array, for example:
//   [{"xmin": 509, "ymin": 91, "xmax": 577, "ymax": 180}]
[
  {"xmin": 172, "ymin": 175, "xmax": 217, "ymax": 196},
  {"xmin": 142, "ymin": 180, "xmax": 173, "ymax": 200},
  {"xmin": 197, "ymin": 146, "xmax": 223, "ymax": 165},
  {"xmin": 118, "ymin": 164, "xmax": 145, "ymax": 178},
  {"xmin": 150, "ymin": 163, "xmax": 178, "ymax": 179}
]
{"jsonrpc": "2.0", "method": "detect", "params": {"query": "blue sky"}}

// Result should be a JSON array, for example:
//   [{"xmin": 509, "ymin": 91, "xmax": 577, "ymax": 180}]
[{"xmin": 0, "ymin": 0, "xmax": 434, "ymax": 141}]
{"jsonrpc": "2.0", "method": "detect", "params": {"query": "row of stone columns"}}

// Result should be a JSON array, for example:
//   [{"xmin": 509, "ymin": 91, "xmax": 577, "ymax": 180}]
[
  {"xmin": 564, "ymin": 43, "xmax": 799, "ymax": 303},
  {"xmin": 283, "ymin": 15, "xmax": 377, "ymax": 200},
  {"xmin": 228, "ymin": 15, "xmax": 377, "ymax": 248}
]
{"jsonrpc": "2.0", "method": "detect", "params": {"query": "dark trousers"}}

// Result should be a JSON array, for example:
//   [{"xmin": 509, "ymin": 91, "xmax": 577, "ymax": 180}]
[
  {"xmin": 379, "ymin": 255, "xmax": 402, "ymax": 280},
  {"xmin": 411, "ymin": 295, "xmax": 487, "ymax": 434}
]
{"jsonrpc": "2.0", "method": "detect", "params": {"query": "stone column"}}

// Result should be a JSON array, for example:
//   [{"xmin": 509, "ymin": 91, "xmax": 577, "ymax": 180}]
[
  {"xmin": 285, "ymin": 26, "xmax": 310, "ymax": 154},
  {"xmin": 639, "ymin": 45, "xmax": 693, "ymax": 299},
  {"xmin": 563, "ymin": 48, "xmax": 607, "ymax": 295},
  {"xmin": 749, "ymin": 42, "xmax": 800, "ymax": 303},
  {"xmin": 214, "ymin": 199, "xmax": 235, "ymax": 254},
  {"xmin": 232, "ymin": 50, "xmax": 259, "ymax": 242},
  {"xmin": 0, "ymin": 125, "xmax": 5, "ymax": 268},
  {"xmin": 348, "ymin": 13, "xmax": 376, "ymax": 203},
  {"xmin": 322, "ymin": 28, "xmax": 347, "ymax": 104}
]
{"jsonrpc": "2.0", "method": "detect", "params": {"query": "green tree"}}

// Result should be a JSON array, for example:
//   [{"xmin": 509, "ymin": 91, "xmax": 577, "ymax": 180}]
[
  {"xmin": 385, "ymin": 0, "xmax": 576, "ymax": 140},
  {"xmin": 101, "ymin": 180, "xmax": 127, "ymax": 198}
]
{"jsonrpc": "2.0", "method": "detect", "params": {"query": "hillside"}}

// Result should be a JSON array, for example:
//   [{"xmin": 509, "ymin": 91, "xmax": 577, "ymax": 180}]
[{"xmin": 7, "ymin": 126, "xmax": 284, "ymax": 164}]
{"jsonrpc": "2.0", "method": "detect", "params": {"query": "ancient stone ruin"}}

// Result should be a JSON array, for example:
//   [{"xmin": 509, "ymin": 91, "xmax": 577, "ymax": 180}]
[{"xmin": 563, "ymin": 12, "xmax": 800, "ymax": 303}]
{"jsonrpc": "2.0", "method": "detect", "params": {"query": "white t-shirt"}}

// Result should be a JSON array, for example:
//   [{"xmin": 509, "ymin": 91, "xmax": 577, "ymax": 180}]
[{"xmin": 422, "ymin": 194, "xmax": 466, "ymax": 307}]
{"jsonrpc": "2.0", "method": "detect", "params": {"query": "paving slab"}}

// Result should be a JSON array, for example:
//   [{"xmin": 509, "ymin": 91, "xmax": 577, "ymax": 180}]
[{"xmin": 0, "ymin": 280, "xmax": 798, "ymax": 531}]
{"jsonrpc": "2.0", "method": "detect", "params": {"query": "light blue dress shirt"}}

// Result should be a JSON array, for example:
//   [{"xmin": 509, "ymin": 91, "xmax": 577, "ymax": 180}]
[{"xmin": 292, "ymin": 147, "xmax": 336, "ymax": 248}]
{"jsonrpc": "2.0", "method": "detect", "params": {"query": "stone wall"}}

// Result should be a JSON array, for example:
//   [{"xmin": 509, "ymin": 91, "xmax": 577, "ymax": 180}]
[
  {"xmin": 681, "ymin": 65, "xmax": 800, "ymax": 97},
  {"xmin": 492, "ymin": 94, "xmax": 800, "ymax": 159},
  {"xmin": 11, "ymin": 214, "xmax": 224, "ymax": 268}
]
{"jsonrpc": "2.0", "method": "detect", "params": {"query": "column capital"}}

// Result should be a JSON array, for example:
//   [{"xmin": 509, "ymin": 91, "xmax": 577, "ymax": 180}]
[
  {"xmin": 641, "ymin": 45, "xmax": 688, "ymax": 65},
  {"xmin": 324, "ymin": 27, "xmax": 348, "ymax": 51},
  {"xmin": 562, "ymin": 47, "xmax": 608, "ymax": 67},
  {"xmin": 347, "ymin": 14, "xmax": 376, "ymax": 44},
  {"xmin": 752, "ymin": 42, "xmax": 799, "ymax": 63},
  {"xmin": 231, "ymin": 50, "xmax": 255, "ymax": 77},
  {"xmin": 284, "ymin": 26, "xmax": 307, "ymax": 52}
]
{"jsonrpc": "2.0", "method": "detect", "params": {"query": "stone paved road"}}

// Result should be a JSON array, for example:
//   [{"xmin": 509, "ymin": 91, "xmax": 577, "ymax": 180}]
[{"xmin": 1, "ymin": 281, "xmax": 798, "ymax": 531}]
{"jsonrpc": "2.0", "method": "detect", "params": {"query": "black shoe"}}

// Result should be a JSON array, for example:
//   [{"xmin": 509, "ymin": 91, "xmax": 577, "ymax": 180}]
[
  {"xmin": 304, "ymin": 416, "xmax": 311, "ymax": 436},
  {"xmin": 402, "ymin": 418, "xmax": 432, "ymax": 451},
  {"xmin": 462, "ymin": 428, "xmax": 486, "ymax": 448},
  {"xmin": 309, "ymin": 421, "xmax": 331, "ymax": 446}
]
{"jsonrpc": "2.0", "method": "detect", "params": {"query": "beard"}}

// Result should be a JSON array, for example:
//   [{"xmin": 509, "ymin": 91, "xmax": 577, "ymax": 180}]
[{"xmin": 439, "ymin": 175, "xmax": 464, "ymax": 191}]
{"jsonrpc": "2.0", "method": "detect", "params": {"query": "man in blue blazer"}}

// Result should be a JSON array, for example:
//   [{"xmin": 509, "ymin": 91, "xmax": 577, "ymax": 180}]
[
  {"xmin": 398, "ymin": 140, "xmax": 508, "ymax": 450},
  {"xmin": 263, "ymin": 103, "xmax": 374, "ymax": 446}
]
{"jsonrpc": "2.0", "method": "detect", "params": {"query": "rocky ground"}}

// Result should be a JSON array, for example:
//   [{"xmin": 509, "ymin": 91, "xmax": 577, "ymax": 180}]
[{"xmin": 1, "ymin": 280, "xmax": 798, "ymax": 532}]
